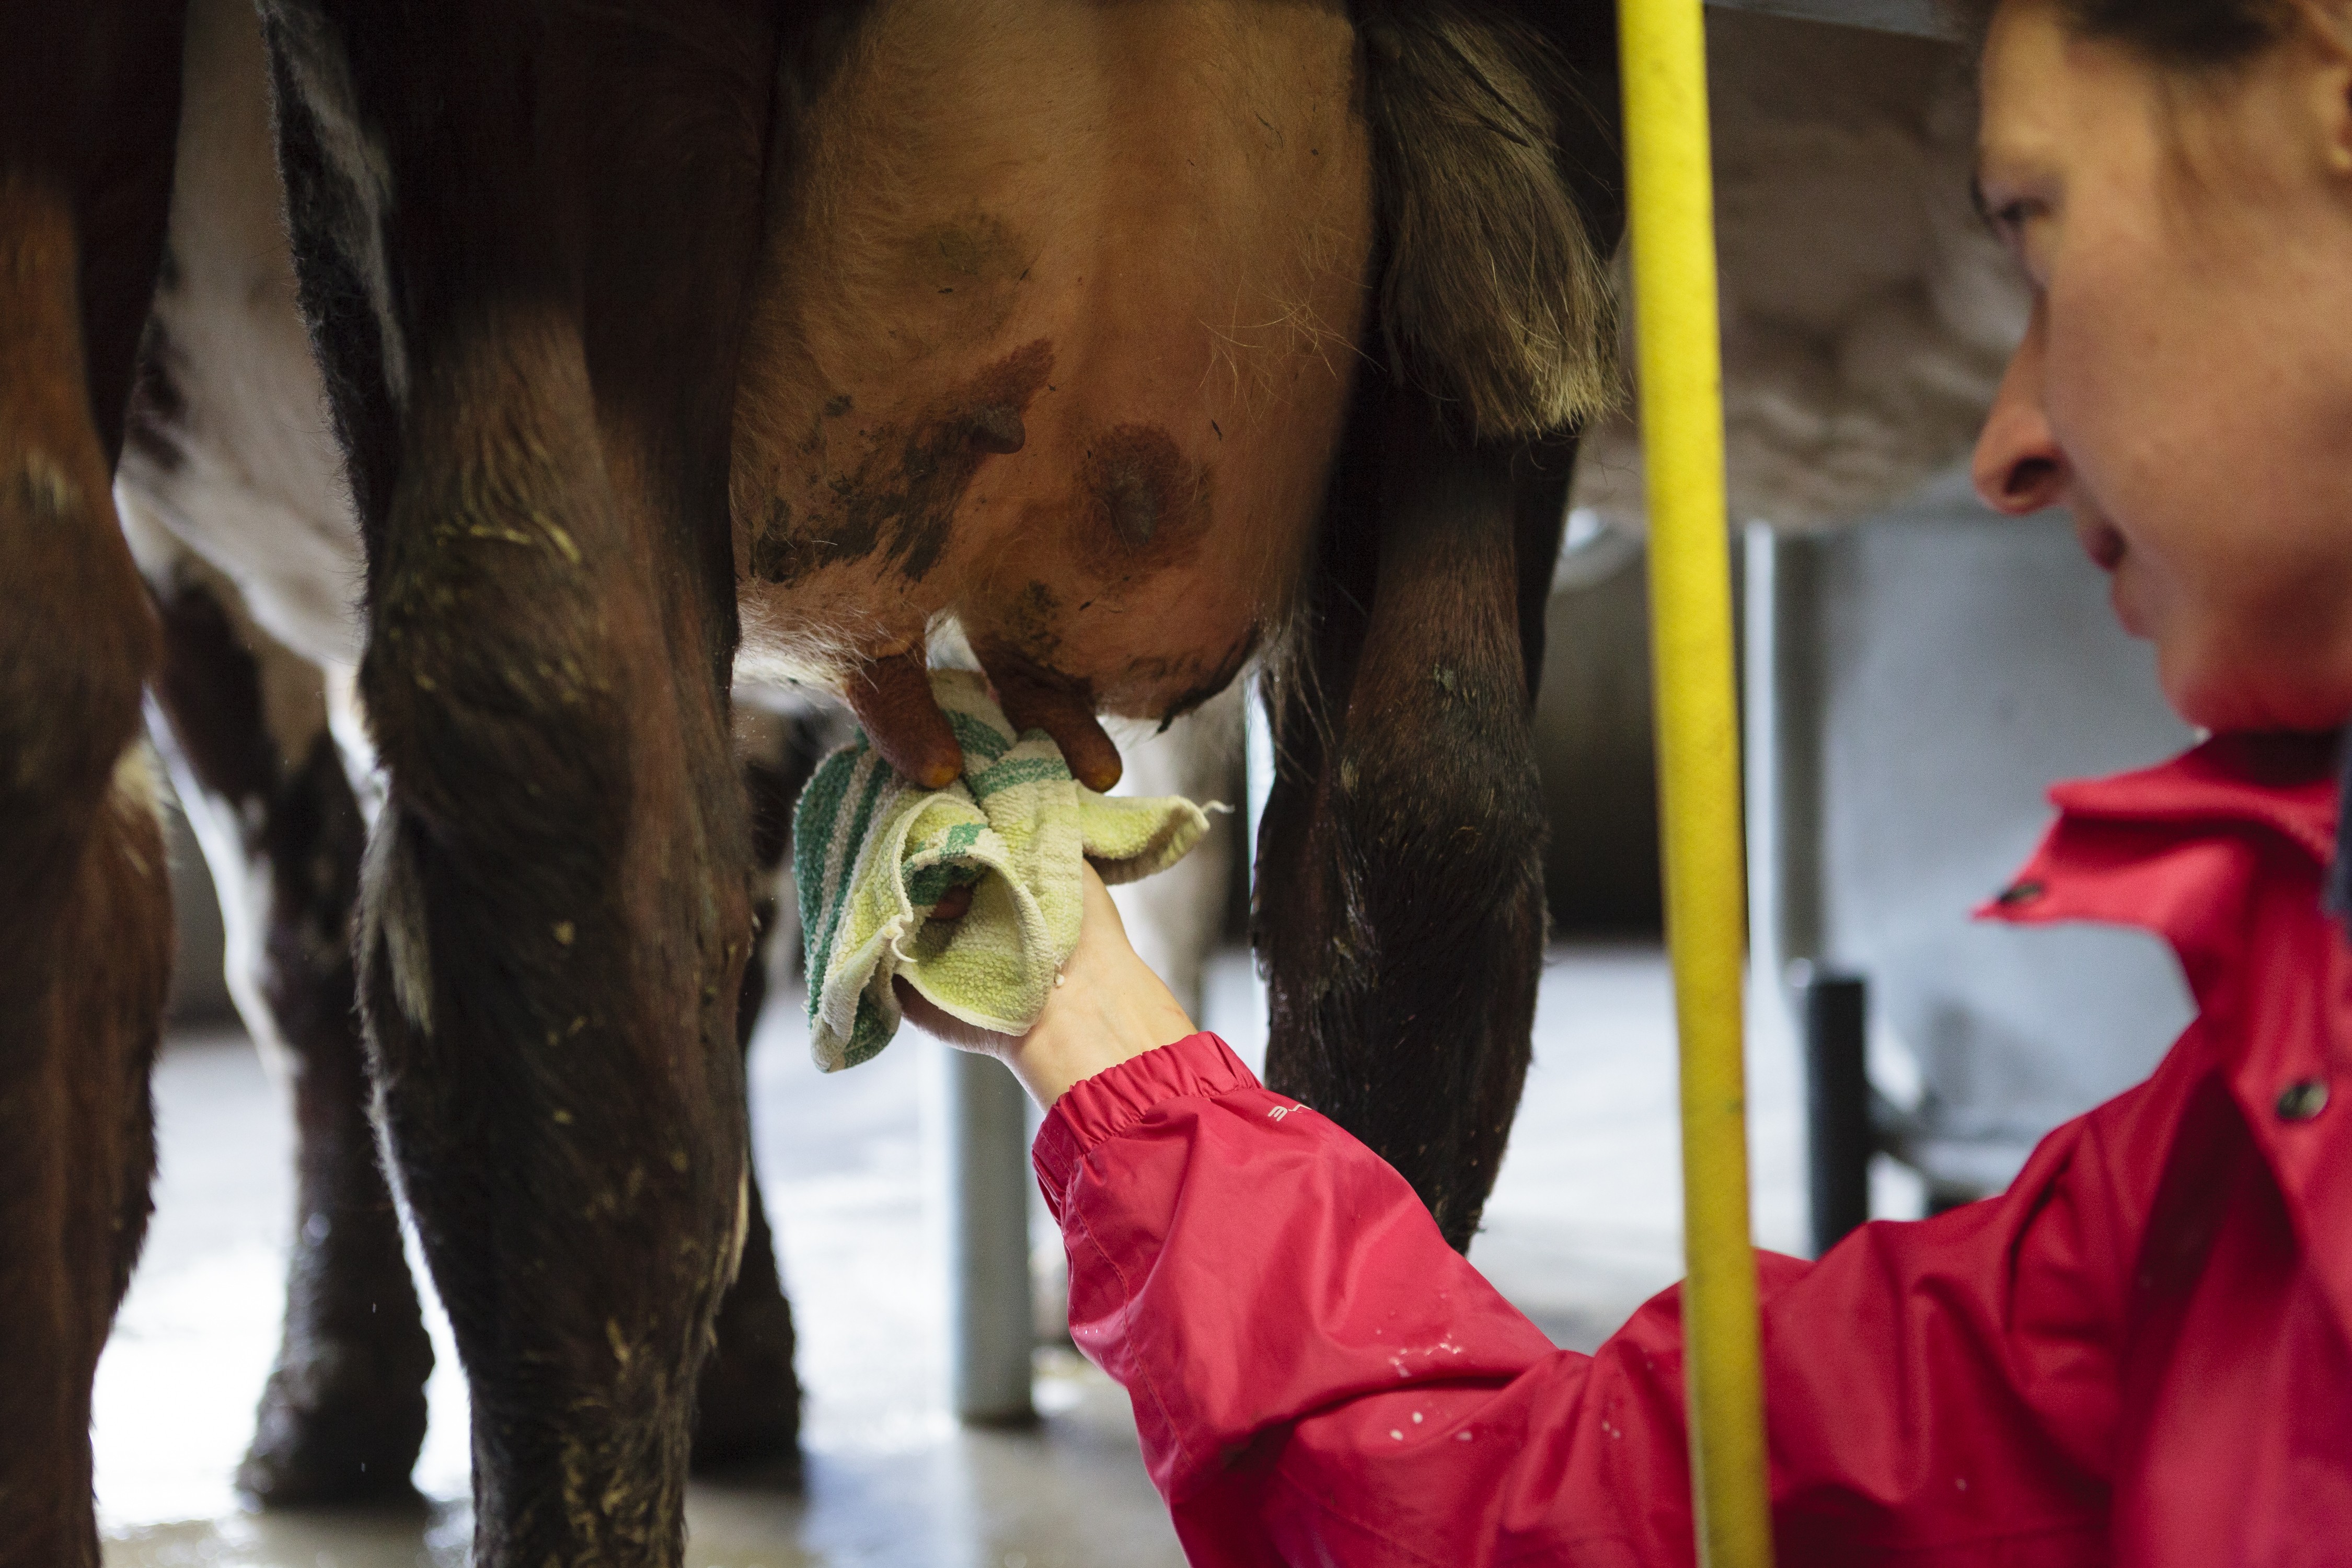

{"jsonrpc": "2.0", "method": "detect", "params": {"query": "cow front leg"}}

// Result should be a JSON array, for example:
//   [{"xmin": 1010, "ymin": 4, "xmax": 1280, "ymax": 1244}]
[
  {"xmin": 129, "ymin": 536, "xmax": 433, "ymax": 1504},
  {"xmin": 1256, "ymin": 388, "xmax": 1577, "ymax": 1251}
]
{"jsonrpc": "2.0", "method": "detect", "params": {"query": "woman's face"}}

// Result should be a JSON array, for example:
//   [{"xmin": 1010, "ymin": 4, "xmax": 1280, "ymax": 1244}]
[{"xmin": 1971, "ymin": 0, "xmax": 2352, "ymax": 732}]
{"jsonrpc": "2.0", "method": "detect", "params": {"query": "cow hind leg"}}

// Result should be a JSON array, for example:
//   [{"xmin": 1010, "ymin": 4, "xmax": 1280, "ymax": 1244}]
[
  {"xmin": 1255, "ymin": 0, "xmax": 1620, "ymax": 1251},
  {"xmin": 350, "ymin": 347, "xmax": 754, "ymax": 1563},
  {"xmin": 1256, "ymin": 386, "xmax": 1576, "ymax": 1251},
  {"xmin": 0, "ymin": 169, "xmax": 176, "ymax": 1565},
  {"xmin": 130, "ymin": 534, "xmax": 433, "ymax": 1505},
  {"xmin": 266, "ymin": 1, "xmax": 775, "ymax": 1550}
]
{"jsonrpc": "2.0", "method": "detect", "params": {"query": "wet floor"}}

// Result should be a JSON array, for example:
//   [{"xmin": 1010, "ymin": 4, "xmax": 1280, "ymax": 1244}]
[{"xmin": 98, "ymin": 948, "xmax": 1851, "ymax": 1566}]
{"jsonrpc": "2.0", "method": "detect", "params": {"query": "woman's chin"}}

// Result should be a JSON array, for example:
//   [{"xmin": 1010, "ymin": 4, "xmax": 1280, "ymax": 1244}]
[
  {"xmin": 2156, "ymin": 640, "xmax": 2239, "ymax": 733},
  {"xmin": 2160, "ymin": 651, "xmax": 2352, "ymax": 736}
]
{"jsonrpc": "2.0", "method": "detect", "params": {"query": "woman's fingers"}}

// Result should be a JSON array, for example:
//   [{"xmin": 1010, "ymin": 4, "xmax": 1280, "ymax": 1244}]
[
  {"xmin": 846, "ymin": 648, "xmax": 963, "ymax": 789},
  {"xmin": 988, "ymin": 661, "xmax": 1123, "ymax": 791},
  {"xmin": 893, "ymin": 974, "xmax": 1014, "ymax": 1054}
]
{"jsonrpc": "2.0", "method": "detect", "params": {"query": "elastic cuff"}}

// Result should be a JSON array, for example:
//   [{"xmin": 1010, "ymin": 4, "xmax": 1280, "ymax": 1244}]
[{"xmin": 1032, "ymin": 1032, "xmax": 1259, "ymax": 1206}]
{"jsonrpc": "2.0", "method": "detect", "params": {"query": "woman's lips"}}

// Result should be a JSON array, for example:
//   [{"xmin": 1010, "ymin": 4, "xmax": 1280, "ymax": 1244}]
[
  {"xmin": 2078, "ymin": 519, "xmax": 2143, "ymax": 634},
  {"xmin": 2078, "ymin": 518, "xmax": 2127, "ymax": 572}
]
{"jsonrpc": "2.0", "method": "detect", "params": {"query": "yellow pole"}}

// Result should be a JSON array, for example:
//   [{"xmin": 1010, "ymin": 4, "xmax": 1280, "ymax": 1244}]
[{"xmin": 1616, "ymin": 1, "xmax": 1776, "ymax": 1565}]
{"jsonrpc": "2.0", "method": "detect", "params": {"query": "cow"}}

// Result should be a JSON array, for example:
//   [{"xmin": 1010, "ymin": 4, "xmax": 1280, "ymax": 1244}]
[
  {"xmin": 1, "ymin": 1, "xmax": 1625, "ymax": 1562},
  {"xmin": 117, "ymin": 0, "xmax": 810, "ymax": 1498},
  {"xmin": 123, "ymin": 0, "xmax": 1252, "ymax": 1501}
]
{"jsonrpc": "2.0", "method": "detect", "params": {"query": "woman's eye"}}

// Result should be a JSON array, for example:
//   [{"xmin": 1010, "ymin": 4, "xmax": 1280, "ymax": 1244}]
[
  {"xmin": 1990, "ymin": 199, "xmax": 2041, "ymax": 240},
  {"xmin": 1983, "ymin": 197, "xmax": 2052, "ymax": 285}
]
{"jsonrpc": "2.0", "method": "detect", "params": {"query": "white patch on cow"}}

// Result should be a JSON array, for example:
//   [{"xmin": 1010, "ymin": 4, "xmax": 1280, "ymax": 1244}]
[
  {"xmin": 321, "ymin": 661, "xmax": 385, "ymax": 826},
  {"xmin": 361, "ymin": 815, "xmax": 434, "ymax": 1037},
  {"xmin": 123, "ymin": 496, "xmax": 343, "ymax": 771},
  {"xmin": 120, "ymin": 0, "xmax": 367, "ymax": 670},
  {"xmin": 732, "ymin": 593, "xmax": 881, "ymax": 699},
  {"xmin": 124, "ymin": 512, "xmax": 354, "ymax": 1082},
  {"xmin": 724, "ymin": 1166, "xmax": 752, "ymax": 1287},
  {"xmin": 155, "ymin": 704, "xmax": 292, "ymax": 1068},
  {"xmin": 108, "ymin": 743, "xmax": 166, "ymax": 866},
  {"xmin": 257, "ymin": 0, "xmax": 410, "ymax": 413},
  {"xmin": 15, "ymin": 449, "xmax": 80, "ymax": 521}
]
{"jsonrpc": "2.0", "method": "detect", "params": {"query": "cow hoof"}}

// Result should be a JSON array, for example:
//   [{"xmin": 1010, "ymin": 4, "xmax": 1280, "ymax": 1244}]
[
  {"xmin": 236, "ymin": 1340, "xmax": 431, "ymax": 1507},
  {"xmin": 691, "ymin": 1299, "xmax": 803, "ymax": 1477}
]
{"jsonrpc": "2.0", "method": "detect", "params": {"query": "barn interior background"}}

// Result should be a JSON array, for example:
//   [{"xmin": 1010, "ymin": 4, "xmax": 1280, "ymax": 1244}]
[{"xmin": 105, "ymin": 2, "xmax": 2193, "ymax": 1564}]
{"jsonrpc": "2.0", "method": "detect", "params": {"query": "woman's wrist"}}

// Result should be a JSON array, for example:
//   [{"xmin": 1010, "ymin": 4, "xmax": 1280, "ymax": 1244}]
[
  {"xmin": 1007, "ymin": 952, "xmax": 1195, "ymax": 1106},
  {"xmin": 897, "ymin": 862, "xmax": 1197, "ymax": 1107}
]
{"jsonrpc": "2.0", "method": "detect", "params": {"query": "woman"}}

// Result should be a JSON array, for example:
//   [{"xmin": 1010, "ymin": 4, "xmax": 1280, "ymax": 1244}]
[{"xmin": 910, "ymin": 2, "xmax": 2352, "ymax": 1560}]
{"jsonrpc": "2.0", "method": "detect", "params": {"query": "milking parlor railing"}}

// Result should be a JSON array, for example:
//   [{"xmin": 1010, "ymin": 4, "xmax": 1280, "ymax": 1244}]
[{"xmin": 1621, "ymin": 0, "xmax": 1765, "ymax": 1560}]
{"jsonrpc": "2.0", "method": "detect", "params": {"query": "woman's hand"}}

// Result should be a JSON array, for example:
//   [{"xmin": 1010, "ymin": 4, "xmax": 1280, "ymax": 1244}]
[{"xmin": 894, "ymin": 861, "xmax": 1196, "ymax": 1107}]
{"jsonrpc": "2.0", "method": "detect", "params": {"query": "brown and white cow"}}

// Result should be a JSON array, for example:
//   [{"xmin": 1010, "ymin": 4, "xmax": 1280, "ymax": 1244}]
[{"xmin": 1, "ymin": 0, "xmax": 1623, "ymax": 1561}]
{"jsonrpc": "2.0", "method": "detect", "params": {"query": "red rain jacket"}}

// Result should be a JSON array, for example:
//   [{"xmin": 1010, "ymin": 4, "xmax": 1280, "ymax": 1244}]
[{"xmin": 1032, "ymin": 735, "xmax": 2352, "ymax": 1565}]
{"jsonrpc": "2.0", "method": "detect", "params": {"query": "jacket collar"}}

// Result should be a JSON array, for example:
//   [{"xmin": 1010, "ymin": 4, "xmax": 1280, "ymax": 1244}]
[
  {"xmin": 2042, "ymin": 732, "xmax": 2338, "ymax": 865},
  {"xmin": 1979, "ymin": 734, "xmax": 2340, "ymax": 1006},
  {"xmin": 1983, "ymin": 733, "xmax": 2352, "ymax": 1329}
]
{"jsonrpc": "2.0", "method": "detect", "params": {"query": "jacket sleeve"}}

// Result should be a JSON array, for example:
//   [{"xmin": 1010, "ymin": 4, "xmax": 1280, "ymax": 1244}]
[
  {"xmin": 1033, "ymin": 1031, "xmax": 2154, "ymax": 1567},
  {"xmin": 1032, "ymin": 1032, "xmax": 1690, "ymax": 1566}
]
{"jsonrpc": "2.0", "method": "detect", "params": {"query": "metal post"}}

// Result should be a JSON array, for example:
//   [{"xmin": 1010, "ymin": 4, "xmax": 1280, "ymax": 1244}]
[
  {"xmin": 1794, "ymin": 966, "xmax": 1871, "ymax": 1255},
  {"xmin": 1742, "ymin": 524, "xmax": 1827, "ymax": 988},
  {"xmin": 945, "ymin": 1046, "xmax": 1035, "ymax": 1424}
]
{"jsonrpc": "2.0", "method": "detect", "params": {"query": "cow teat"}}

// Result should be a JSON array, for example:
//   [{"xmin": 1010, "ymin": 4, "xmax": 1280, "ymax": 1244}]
[
  {"xmin": 846, "ymin": 649, "xmax": 964, "ymax": 790},
  {"xmin": 983, "ymin": 654, "xmax": 1123, "ymax": 793}
]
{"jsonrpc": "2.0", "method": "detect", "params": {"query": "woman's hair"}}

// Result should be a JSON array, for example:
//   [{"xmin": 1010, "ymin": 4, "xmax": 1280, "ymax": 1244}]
[
  {"xmin": 1951, "ymin": 0, "xmax": 2295, "ymax": 67},
  {"xmin": 2066, "ymin": 0, "xmax": 2293, "ymax": 63}
]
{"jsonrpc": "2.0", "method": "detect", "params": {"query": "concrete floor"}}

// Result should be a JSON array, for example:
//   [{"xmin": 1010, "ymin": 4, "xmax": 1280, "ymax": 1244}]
[{"xmin": 98, "ymin": 947, "xmax": 1888, "ymax": 1567}]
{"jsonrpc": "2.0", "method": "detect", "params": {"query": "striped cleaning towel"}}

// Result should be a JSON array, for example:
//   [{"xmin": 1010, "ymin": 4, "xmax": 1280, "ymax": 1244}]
[{"xmin": 793, "ymin": 668, "xmax": 1215, "ymax": 1071}]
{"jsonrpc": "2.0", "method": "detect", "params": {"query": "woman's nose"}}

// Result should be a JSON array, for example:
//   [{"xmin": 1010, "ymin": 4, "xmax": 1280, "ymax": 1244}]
[{"xmin": 1971, "ymin": 309, "xmax": 2068, "ymax": 516}]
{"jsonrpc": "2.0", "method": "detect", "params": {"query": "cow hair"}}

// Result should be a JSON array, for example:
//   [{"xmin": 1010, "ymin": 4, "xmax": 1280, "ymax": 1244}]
[{"xmin": 1357, "ymin": 2, "xmax": 1619, "ymax": 442}]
